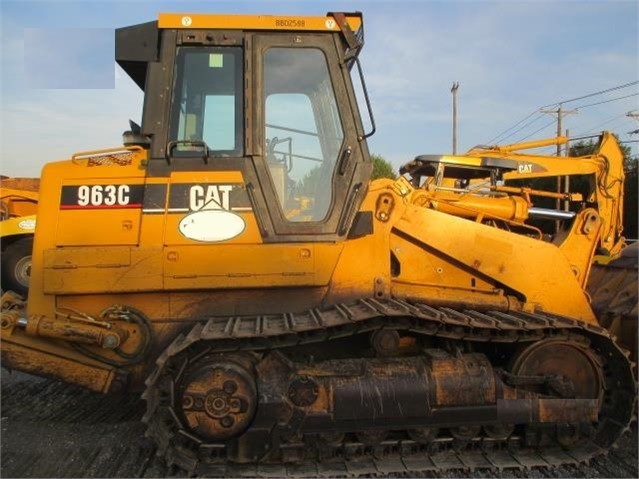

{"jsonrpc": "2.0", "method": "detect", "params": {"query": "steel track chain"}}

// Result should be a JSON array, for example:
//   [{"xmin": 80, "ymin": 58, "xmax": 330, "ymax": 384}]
[{"xmin": 143, "ymin": 298, "xmax": 637, "ymax": 477}]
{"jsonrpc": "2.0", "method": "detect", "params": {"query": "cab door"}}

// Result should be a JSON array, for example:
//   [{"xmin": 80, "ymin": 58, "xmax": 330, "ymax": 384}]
[{"xmin": 249, "ymin": 32, "xmax": 372, "ymax": 241}]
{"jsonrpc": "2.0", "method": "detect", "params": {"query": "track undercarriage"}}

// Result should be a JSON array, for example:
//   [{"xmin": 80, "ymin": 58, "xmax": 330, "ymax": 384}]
[{"xmin": 144, "ymin": 299, "xmax": 636, "ymax": 476}]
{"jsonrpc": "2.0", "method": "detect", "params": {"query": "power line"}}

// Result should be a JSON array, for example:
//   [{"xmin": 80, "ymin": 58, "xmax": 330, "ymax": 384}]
[
  {"xmin": 486, "ymin": 81, "xmax": 639, "ymax": 144},
  {"xmin": 485, "ymin": 109, "xmax": 540, "ymax": 144},
  {"xmin": 574, "ymin": 93, "xmax": 639, "ymax": 110},
  {"xmin": 540, "ymin": 80, "xmax": 639, "ymax": 108},
  {"xmin": 572, "ymin": 112, "xmax": 629, "ymax": 138},
  {"xmin": 513, "ymin": 117, "xmax": 557, "ymax": 143},
  {"xmin": 490, "ymin": 114, "xmax": 547, "ymax": 144},
  {"xmin": 541, "ymin": 95, "xmax": 637, "ymax": 142}
]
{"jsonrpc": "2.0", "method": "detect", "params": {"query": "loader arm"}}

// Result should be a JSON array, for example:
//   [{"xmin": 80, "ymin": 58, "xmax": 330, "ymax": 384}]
[
  {"xmin": 399, "ymin": 132, "xmax": 626, "ymax": 289},
  {"xmin": 468, "ymin": 132, "xmax": 626, "ymax": 257}
]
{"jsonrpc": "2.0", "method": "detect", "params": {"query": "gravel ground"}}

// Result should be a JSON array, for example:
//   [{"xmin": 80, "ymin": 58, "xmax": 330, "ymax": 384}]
[{"xmin": 1, "ymin": 368, "xmax": 637, "ymax": 478}]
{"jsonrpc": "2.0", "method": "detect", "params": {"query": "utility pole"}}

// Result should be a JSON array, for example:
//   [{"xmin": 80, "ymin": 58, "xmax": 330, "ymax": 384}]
[
  {"xmin": 451, "ymin": 82, "xmax": 460, "ymax": 154},
  {"xmin": 540, "ymin": 105, "xmax": 577, "ymax": 232},
  {"xmin": 627, "ymin": 111, "xmax": 639, "ymax": 135},
  {"xmin": 540, "ymin": 104, "xmax": 578, "ymax": 155}
]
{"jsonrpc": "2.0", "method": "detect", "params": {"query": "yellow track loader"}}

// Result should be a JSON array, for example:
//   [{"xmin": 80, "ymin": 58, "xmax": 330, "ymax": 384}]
[{"xmin": 0, "ymin": 11, "xmax": 635, "ymax": 476}]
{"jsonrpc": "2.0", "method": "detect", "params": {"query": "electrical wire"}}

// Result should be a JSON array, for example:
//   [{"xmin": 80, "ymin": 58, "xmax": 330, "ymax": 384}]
[
  {"xmin": 486, "ymin": 81, "xmax": 638, "ymax": 145},
  {"xmin": 490, "ymin": 114, "xmax": 547, "ymax": 144},
  {"xmin": 572, "ymin": 112, "xmax": 629, "ymax": 138},
  {"xmin": 574, "ymin": 93, "xmax": 639, "ymax": 110},
  {"xmin": 540, "ymin": 81, "xmax": 639, "ymax": 109},
  {"xmin": 513, "ymin": 118, "xmax": 557, "ymax": 143},
  {"xmin": 485, "ymin": 109, "xmax": 540, "ymax": 144}
]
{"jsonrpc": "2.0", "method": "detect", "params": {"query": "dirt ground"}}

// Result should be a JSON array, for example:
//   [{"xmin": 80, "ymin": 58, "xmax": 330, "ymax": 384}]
[{"xmin": 1, "ymin": 368, "xmax": 637, "ymax": 478}]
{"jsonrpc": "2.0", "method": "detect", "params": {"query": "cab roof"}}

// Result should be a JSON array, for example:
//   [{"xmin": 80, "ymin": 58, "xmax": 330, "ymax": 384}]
[
  {"xmin": 158, "ymin": 12, "xmax": 362, "ymax": 32},
  {"xmin": 116, "ymin": 11, "xmax": 363, "ymax": 91}
]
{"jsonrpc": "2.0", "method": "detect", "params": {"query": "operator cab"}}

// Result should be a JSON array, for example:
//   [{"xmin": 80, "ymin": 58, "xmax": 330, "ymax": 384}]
[{"xmin": 115, "ymin": 12, "xmax": 373, "ymax": 241}]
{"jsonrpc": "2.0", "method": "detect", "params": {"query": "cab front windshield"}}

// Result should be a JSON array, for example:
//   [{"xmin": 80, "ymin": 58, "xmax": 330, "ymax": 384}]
[{"xmin": 170, "ymin": 47, "xmax": 243, "ymax": 156}]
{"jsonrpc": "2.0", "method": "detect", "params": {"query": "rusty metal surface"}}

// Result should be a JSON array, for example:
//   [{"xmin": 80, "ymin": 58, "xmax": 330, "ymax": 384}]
[
  {"xmin": 0, "ymin": 177, "xmax": 40, "ymax": 192},
  {"xmin": 3, "ymin": 369, "xmax": 637, "ymax": 478},
  {"xmin": 179, "ymin": 355, "xmax": 257, "ymax": 441},
  {"xmin": 142, "ymin": 298, "xmax": 636, "ymax": 476}
]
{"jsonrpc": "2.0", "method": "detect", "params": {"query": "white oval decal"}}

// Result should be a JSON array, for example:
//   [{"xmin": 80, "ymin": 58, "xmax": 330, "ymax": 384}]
[
  {"xmin": 18, "ymin": 219, "xmax": 36, "ymax": 231},
  {"xmin": 178, "ymin": 210, "xmax": 245, "ymax": 242}
]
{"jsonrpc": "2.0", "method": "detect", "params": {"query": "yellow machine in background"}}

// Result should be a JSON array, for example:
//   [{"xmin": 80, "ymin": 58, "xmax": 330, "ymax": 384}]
[
  {"xmin": 0, "ymin": 177, "xmax": 39, "ymax": 296},
  {"xmin": 399, "ymin": 132, "xmax": 636, "ymax": 359},
  {"xmin": 0, "ymin": 11, "xmax": 635, "ymax": 476}
]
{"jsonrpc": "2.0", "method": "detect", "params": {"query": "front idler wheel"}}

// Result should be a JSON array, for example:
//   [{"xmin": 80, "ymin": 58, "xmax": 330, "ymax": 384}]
[{"xmin": 178, "ymin": 355, "xmax": 257, "ymax": 442}]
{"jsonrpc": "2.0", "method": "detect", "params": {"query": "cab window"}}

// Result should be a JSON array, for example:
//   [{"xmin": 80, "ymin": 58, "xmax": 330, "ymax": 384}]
[
  {"xmin": 171, "ymin": 47, "xmax": 243, "ymax": 156},
  {"xmin": 264, "ymin": 47, "xmax": 344, "ymax": 222}
]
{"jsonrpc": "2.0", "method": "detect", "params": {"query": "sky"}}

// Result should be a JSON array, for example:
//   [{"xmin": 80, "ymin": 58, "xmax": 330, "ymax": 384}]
[{"xmin": 1, "ymin": 0, "xmax": 637, "ymax": 177}]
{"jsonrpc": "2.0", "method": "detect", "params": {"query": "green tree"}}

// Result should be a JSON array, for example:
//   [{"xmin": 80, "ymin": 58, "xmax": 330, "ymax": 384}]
[
  {"xmin": 569, "ymin": 136, "xmax": 637, "ymax": 239},
  {"xmin": 371, "ymin": 154, "xmax": 398, "ymax": 180},
  {"xmin": 625, "ymin": 158, "xmax": 638, "ymax": 239}
]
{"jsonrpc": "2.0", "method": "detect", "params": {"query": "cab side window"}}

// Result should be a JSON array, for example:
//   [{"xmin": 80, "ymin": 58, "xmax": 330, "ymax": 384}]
[{"xmin": 264, "ymin": 47, "xmax": 344, "ymax": 222}]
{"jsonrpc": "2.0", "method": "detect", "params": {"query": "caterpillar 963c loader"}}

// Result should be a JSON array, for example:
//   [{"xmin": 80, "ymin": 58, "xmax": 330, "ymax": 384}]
[{"xmin": 0, "ymin": 12, "xmax": 636, "ymax": 476}]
